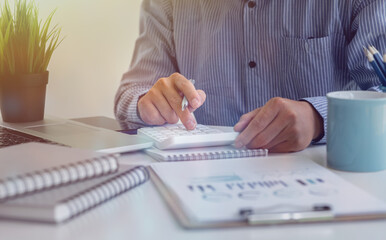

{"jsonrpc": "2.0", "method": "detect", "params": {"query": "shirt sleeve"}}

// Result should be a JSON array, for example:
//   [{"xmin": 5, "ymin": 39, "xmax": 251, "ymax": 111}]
[
  {"xmin": 114, "ymin": 0, "xmax": 178, "ymax": 129},
  {"xmin": 302, "ymin": 0, "xmax": 386, "ymax": 144}
]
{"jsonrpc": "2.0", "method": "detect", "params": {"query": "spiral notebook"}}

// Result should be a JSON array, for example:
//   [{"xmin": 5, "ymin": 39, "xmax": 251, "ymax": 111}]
[
  {"xmin": 145, "ymin": 146, "xmax": 268, "ymax": 162},
  {"xmin": 0, "ymin": 165, "xmax": 149, "ymax": 223},
  {"xmin": 0, "ymin": 142, "xmax": 119, "ymax": 200}
]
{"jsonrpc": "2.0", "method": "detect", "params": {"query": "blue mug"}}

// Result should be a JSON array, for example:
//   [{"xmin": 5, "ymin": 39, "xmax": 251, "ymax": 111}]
[{"xmin": 327, "ymin": 91, "xmax": 386, "ymax": 172}]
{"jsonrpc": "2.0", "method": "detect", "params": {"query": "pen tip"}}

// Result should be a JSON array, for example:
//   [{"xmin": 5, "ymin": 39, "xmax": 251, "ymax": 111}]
[
  {"xmin": 363, "ymin": 48, "xmax": 373, "ymax": 61},
  {"xmin": 363, "ymin": 47, "xmax": 369, "ymax": 55},
  {"xmin": 369, "ymin": 45, "xmax": 379, "ymax": 54}
]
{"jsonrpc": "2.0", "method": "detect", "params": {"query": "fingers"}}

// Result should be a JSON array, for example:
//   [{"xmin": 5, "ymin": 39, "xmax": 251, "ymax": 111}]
[
  {"xmin": 265, "ymin": 131, "xmax": 305, "ymax": 153},
  {"xmin": 262, "ymin": 122, "xmax": 312, "ymax": 152},
  {"xmin": 234, "ymin": 108, "xmax": 260, "ymax": 132},
  {"xmin": 137, "ymin": 72, "xmax": 206, "ymax": 130},
  {"xmin": 187, "ymin": 90, "xmax": 206, "ymax": 112},
  {"xmin": 174, "ymin": 79, "xmax": 202, "ymax": 110},
  {"xmin": 246, "ymin": 124, "xmax": 290, "ymax": 152},
  {"xmin": 151, "ymin": 97, "xmax": 179, "ymax": 124},
  {"xmin": 244, "ymin": 112, "xmax": 290, "ymax": 149},
  {"xmin": 234, "ymin": 98, "xmax": 320, "ymax": 153},
  {"xmin": 160, "ymin": 74, "xmax": 198, "ymax": 129},
  {"xmin": 172, "ymin": 74, "xmax": 205, "ymax": 112},
  {"xmin": 234, "ymin": 98, "xmax": 282, "ymax": 148},
  {"xmin": 137, "ymin": 95, "xmax": 167, "ymax": 125},
  {"xmin": 157, "ymin": 81, "xmax": 195, "ymax": 129}
]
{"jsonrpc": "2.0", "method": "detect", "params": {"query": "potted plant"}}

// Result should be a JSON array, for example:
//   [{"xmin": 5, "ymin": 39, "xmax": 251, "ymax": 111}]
[{"xmin": 0, "ymin": 0, "xmax": 62, "ymax": 122}]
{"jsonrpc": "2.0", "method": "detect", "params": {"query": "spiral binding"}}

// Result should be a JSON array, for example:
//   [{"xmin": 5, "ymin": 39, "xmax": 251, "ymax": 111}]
[
  {"xmin": 0, "ymin": 154, "xmax": 119, "ymax": 201},
  {"xmin": 166, "ymin": 149, "xmax": 268, "ymax": 161},
  {"xmin": 61, "ymin": 166, "xmax": 149, "ymax": 221}
]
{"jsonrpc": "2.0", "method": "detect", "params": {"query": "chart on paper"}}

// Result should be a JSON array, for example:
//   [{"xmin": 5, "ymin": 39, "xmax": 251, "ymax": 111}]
[{"xmin": 151, "ymin": 157, "xmax": 386, "ymax": 224}]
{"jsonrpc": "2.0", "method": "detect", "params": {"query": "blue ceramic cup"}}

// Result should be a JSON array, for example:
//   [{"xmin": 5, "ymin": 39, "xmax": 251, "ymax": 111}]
[{"xmin": 327, "ymin": 91, "xmax": 386, "ymax": 172}]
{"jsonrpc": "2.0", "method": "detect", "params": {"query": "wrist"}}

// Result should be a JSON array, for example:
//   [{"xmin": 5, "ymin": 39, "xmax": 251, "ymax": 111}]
[
  {"xmin": 137, "ymin": 93, "xmax": 147, "ymax": 123},
  {"xmin": 300, "ymin": 101, "xmax": 324, "ymax": 141},
  {"xmin": 312, "ymin": 110, "xmax": 323, "ymax": 140},
  {"xmin": 308, "ymin": 103, "xmax": 323, "ymax": 140}
]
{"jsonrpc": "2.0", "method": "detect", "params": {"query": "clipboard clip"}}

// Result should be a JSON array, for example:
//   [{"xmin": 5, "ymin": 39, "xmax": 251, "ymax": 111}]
[{"xmin": 239, "ymin": 204, "xmax": 334, "ymax": 225}]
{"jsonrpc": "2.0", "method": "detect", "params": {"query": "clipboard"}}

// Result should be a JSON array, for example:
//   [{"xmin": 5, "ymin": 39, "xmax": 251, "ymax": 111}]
[{"xmin": 149, "ymin": 156, "xmax": 386, "ymax": 228}]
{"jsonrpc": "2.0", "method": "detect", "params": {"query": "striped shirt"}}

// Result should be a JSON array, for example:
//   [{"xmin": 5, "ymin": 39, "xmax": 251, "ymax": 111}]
[{"xmin": 114, "ymin": 0, "xmax": 386, "ymax": 143}]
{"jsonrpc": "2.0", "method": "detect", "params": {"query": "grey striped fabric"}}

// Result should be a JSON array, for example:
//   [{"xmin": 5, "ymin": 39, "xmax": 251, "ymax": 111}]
[{"xmin": 115, "ymin": 0, "xmax": 386, "ymax": 143}]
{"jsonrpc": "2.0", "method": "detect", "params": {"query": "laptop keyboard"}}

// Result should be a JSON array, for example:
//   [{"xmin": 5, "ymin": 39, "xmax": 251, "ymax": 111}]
[{"xmin": 0, "ymin": 126, "xmax": 59, "ymax": 148}]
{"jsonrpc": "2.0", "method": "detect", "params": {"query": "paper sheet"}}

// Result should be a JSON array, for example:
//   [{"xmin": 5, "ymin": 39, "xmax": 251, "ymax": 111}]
[{"xmin": 151, "ymin": 156, "xmax": 386, "ymax": 224}]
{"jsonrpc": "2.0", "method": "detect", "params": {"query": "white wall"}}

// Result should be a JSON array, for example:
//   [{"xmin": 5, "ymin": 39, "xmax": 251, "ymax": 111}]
[{"xmin": 7, "ymin": 0, "xmax": 142, "ymax": 119}]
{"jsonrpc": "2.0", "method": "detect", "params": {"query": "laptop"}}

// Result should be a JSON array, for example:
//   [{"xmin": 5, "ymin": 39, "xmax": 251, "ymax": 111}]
[{"xmin": 0, "ymin": 116, "xmax": 153, "ymax": 153}]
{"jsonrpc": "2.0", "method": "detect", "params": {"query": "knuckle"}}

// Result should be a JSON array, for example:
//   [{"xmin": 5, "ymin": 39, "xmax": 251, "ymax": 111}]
[
  {"xmin": 170, "ymin": 73, "xmax": 186, "ymax": 85},
  {"xmin": 250, "ymin": 117, "xmax": 266, "ymax": 130},
  {"xmin": 155, "ymin": 77, "xmax": 170, "ymax": 88},
  {"xmin": 271, "ymin": 97, "xmax": 286, "ymax": 108},
  {"xmin": 286, "ymin": 110, "xmax": 297, "ymax": 122},
  {"xmin": 180, "ymin": 80, "xmax": 189, "ymax": 89},
  {"xmin": 147, "ymin": 88, "xmax": 157, "ymax": 97},
  {"xmin": 250, "ymin": 117, "xmax": 263, "ymax": 129},
  {"xmin": 177, "ymin": 79, "xmax": 192, "ymax": 92},
  {"xmin": 170, "ymin": 72, "xmax": 182, "ymax": 79}
]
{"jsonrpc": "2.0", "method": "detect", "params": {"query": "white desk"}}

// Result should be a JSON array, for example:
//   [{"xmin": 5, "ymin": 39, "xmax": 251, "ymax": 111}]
[{"xmin": 1, "ymin": 145, "xmax": 386, "ymax": 240}]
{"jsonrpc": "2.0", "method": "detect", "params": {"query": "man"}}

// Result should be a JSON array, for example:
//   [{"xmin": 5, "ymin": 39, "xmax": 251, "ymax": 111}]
[{"xmin": 115, "ymin": 0, "xmax": 386, "ymax": 152}]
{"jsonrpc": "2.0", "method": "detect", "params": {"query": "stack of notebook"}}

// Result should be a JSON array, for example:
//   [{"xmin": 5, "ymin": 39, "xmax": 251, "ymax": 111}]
[{"xmin": 0, "ymin": 142, "xmax": 149, "ymax": 223}]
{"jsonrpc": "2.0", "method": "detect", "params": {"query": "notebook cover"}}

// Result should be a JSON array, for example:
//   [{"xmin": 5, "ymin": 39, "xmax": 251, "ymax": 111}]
[
  {"xmin": 0, "ymin": 165, "xmax": 149, "ymax": 223},
  {"xmin": 0, "ymin": 142, "xmax": 119, "ymax": 200}
]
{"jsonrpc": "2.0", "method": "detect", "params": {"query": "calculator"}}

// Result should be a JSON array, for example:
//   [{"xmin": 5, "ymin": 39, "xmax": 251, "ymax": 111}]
[{"xmin": 137, "ymin": 124, "xmax": 239, "ymax": 150}]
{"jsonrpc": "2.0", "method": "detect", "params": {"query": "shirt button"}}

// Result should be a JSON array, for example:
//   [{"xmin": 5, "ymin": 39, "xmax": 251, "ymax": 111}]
[
  {"xmin": 248, "ymin": 1, "xmax": 256, "ymax": 8},
  {"xmin": 249, "ymin": 61, "xmax": 256, "ymax": 68}
]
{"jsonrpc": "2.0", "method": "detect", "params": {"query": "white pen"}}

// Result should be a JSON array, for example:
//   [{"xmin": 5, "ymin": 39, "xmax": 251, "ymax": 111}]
[{"xmin": 181, "ymin": 79, "xmax": 195, "ymax": 111}]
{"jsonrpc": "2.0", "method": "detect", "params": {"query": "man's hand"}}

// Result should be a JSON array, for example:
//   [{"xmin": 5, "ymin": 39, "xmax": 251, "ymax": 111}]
[
  {"xmin": 137, "ymin": 73, "xmax": 206, "ymax": 130},
  {"xmin": 234, "ymin": 97, "xmax": 323, "ymax": 153}
]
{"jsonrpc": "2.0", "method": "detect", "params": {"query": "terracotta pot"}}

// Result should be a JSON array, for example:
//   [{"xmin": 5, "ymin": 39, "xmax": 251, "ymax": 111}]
[{"xmin": 0, "ymin": 71, "xmax": 48, "ymax": 122}]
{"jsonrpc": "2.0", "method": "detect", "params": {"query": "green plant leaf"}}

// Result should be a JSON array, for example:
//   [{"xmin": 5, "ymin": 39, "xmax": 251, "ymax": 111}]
[{"xmin": 0, "ymin": 0, "xmax": 63, "ymax": 76}]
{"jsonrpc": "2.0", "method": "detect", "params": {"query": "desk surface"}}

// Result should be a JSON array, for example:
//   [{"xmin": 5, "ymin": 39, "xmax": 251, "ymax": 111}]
[{"xmin": 1, "ymin": 145, "xmax": 386, "ymax": 240}]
